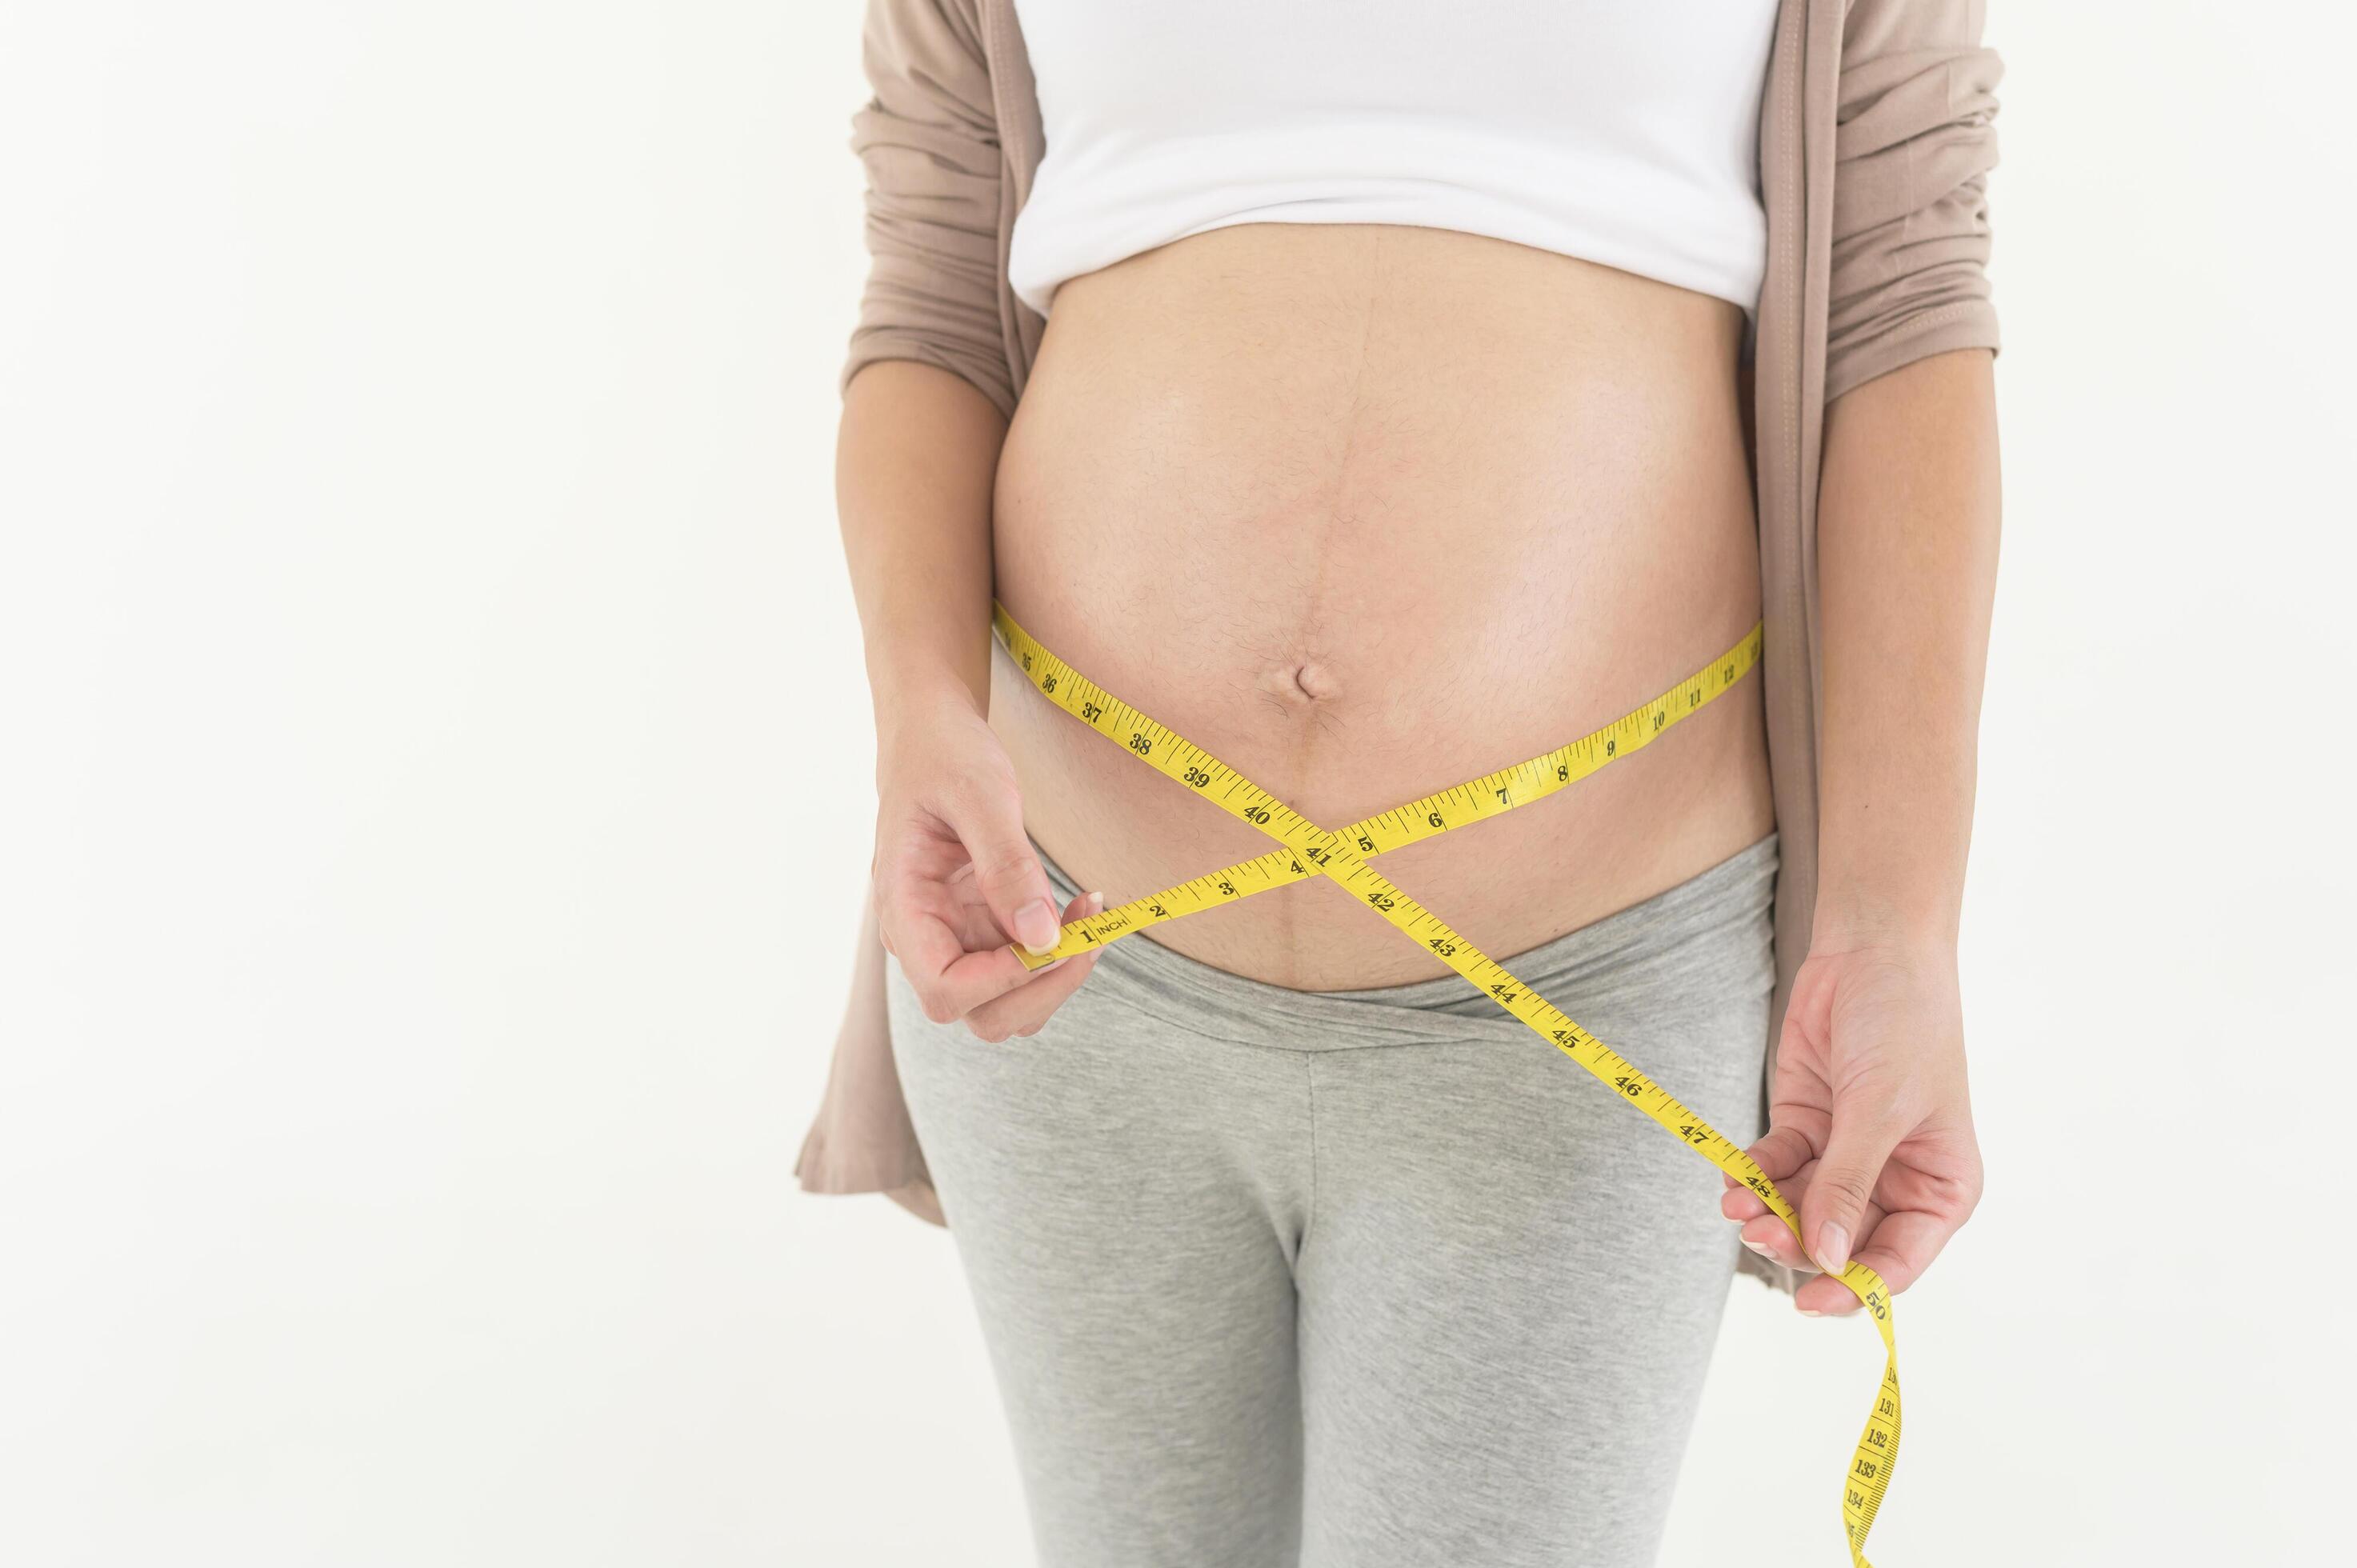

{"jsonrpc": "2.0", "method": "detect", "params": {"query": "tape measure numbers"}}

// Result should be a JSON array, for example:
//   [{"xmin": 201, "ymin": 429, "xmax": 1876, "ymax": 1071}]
[{"xmin": 992, "ymin": 602, "xmax": 1903, "ymax": 1566}]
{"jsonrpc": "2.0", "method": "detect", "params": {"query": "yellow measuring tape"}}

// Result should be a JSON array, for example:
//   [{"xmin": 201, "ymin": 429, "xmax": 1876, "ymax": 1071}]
[{"xmin": 993, "ymin": 601, "xmax": 1902, "ymax": 1566}]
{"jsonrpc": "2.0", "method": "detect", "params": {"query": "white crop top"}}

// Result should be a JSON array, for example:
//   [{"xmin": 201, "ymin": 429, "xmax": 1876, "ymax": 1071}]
[{"xmin": 1007, "ymin": 0, "xmax": 1781, "ymax": 318}]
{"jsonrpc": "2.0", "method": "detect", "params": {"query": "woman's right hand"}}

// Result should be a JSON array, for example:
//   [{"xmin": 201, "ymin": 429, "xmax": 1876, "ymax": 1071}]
[{"xmin": 871, "ymin": 682, "xmax": 1106, "ymax": 1042}]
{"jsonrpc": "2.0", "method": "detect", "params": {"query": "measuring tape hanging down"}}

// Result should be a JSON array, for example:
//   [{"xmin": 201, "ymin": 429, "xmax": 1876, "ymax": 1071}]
[{"xmin": 992, "ymin": 602, "xmax": 1903, "ymax": 1567}]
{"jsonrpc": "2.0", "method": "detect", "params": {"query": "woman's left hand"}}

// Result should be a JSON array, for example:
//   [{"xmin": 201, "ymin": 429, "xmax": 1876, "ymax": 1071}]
[{"xmin": 1721, "ymin": 934, "xmax": 1984, "ymax": 1316}]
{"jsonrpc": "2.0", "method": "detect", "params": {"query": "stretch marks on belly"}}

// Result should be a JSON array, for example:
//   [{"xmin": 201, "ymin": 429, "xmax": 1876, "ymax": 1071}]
[{"xmin": 991, "ymin": 601, "xmax": 1902, "ymax": 1568}]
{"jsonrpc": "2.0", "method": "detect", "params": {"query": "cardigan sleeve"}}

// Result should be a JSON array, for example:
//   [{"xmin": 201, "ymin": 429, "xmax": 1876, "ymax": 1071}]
[
  {"xmin": 840, "ymin": 0, "xmax": 1017, "ymax": 420},
  {"xmin": 1823, "ymin": 0, "xmax": 2003, "ymax": 404}
]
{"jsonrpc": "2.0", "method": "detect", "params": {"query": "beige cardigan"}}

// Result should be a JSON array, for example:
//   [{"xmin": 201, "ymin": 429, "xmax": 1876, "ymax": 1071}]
[{"xmin": 795, "ymin": 0, "xmax": 2002, "ymax": 1292}]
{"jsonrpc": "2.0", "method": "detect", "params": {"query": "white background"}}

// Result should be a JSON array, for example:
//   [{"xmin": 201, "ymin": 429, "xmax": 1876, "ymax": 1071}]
[{"xmin": 3, "ymin": 3, "xmax": 2349, "ymax": 1563}]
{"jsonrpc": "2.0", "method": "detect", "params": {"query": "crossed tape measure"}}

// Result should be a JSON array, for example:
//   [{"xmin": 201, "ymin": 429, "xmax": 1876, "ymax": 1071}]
[{"xmin": 993, "ymin": 601, "xmax": 1903, "ymax": 1565}]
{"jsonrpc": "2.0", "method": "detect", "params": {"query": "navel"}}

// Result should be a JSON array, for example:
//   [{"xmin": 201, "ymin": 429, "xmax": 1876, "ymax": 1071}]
[{"xmin": 1258, "ymin": 659, "xmax": 1343, "ymax": 709}]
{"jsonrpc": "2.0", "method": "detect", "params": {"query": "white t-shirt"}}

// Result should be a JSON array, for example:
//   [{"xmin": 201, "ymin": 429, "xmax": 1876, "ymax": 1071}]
[{"xmin": 1007, "ymin": 0, "xmax": 1781, "ymax": 318}]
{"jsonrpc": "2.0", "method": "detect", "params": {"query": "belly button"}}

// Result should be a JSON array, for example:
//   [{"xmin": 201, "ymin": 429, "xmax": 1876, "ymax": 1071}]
[
  {"xmin": 1294, "ymin": 661, "xmax": 1342, "ymax": 702},
  {"xmin": 1259, "ymin": 660, "xmax": 1343, "ymax": 707}
]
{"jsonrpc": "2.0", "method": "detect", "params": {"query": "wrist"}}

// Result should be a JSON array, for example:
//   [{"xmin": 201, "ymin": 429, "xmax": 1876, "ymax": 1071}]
[
  {"xmin": 1811, "ymin": 829, "xmax": 1969, "ymax": 958},
  {"xmin": 868, "ymin": 638, "xmax": 989, "ymax": 722},
  {"xmin": 874, "ymin": 668, "xmax": 979, "ymax": 742},
  {"xmin": 870, "ymin": 655, "xmax": 1000, "ymax": 790},
  {"xmin": 1808, "ymin": 885, "xmax": 1959, "ymax": 960}
]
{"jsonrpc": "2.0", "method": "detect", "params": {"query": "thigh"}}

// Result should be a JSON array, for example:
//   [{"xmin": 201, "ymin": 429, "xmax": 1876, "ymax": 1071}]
[
  {"xmin": 886, "ymin": 952, "xmax": 1313, "ymax": 1568},
  {"xmin": 1295, "ymin": 990, "xmax": 1769, "ymax": 1568}
]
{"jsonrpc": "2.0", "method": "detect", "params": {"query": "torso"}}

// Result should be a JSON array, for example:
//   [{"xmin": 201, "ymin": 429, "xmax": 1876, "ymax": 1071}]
[{"xmin": 990, "ymin": 222, "xmax": 1775, "ymax": 990}]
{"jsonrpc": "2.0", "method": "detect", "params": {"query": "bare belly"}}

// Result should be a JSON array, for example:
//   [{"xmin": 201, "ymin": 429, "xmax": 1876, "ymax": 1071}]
[{"xmin": 990, "ymin": 223, "xmax": 1774, "ymax": 990}]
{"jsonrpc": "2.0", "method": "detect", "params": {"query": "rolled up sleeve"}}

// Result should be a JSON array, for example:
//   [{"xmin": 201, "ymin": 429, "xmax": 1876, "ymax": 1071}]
[
  {"xmin": 840, "ymin": 0, "xmax": 1015, "ymax": 419},
  {"xmin": 1823, "ymin": 2, "xmax": 2003, "ymax": 404}
]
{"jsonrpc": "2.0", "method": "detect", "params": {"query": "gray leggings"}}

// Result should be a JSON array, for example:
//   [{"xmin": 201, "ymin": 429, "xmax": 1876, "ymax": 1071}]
[{"xmin": 887, "ymin": 833, "xmax": 1778, "ymax": 1567}]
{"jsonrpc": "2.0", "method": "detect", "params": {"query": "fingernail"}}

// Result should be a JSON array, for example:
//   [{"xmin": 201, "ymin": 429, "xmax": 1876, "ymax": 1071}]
[
  {"xmin": 1087, "ymin": 890, "xmax": 1106, "ymax": 913},
  {"xmin": 1740, "ymin": 1235, "xmax": 1778, "ymax": 1260},
  {"xmin": 1014, "ymin": 898, "xmax": 1060, "ymax": 954},
  {"xmin": 1811, "ymin": 1222, "xmax": 1851, "ymax": 1278},
  {"xmin": 1799, "ymin": 1308, "xmax": 1824, "ymax": 1318}
]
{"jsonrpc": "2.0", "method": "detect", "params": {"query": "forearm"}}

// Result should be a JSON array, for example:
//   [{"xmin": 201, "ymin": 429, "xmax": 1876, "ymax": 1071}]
[
  {"xmin": 837, "ymin": 359, "xmax": 1010, "ymax": 723},
  {"xmin": 1812, "ymin": 348, "xmax": 2002, "ymax": 952}
]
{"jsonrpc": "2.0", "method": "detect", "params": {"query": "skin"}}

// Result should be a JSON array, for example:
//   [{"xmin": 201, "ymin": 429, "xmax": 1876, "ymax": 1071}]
[
  {"xmin": 1720, "ymin": 346, "xmax": 1999, "ymax": 1314},
  {"xmin": 984, "ymin": 226, "xmax": 1774, "ymax": 993},
  {"xmin": 841, "ymin": 362, "xmax": 1111, "ymax": 1037},
  {"xmin": 842, "ymin": 225, "xmax": 1997, "ymax": 1318}
]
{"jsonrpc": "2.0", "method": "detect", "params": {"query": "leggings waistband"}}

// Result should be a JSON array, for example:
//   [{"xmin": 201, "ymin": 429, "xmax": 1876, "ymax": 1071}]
[{"xmin": 1028, "ymin": 831, "xmax": 1779, "ymax": 1052}]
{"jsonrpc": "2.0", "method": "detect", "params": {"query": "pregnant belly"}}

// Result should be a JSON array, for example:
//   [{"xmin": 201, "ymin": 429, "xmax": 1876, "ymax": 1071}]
[{"xmin": 990, "ymin": 223, "xmax": 1774, "ymax": 990}]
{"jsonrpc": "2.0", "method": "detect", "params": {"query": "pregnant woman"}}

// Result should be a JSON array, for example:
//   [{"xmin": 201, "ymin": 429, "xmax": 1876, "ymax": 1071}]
[{"xmin": 798, "ymin": 2, "xmax": 2003, "ymax": 1562}]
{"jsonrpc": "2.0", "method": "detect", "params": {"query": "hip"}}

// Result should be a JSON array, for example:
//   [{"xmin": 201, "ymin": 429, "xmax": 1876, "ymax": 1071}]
[{"xmin": 887, "ymin": 830, "xmax": 1779, "ymax": 1146}]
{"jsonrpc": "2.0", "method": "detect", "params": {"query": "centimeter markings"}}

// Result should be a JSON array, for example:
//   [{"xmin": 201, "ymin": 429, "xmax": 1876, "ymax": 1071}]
[
  {"xmin": 1003, "ymin": 614, "xmax": 1767, "ymax": 967},
  {"xmin": 992, "ymin": 603, "xmax": 1901, "ymax": 1567}
]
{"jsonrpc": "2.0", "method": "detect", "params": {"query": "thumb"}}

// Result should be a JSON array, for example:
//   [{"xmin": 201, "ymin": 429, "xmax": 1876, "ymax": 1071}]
[
  {"xmin": 939, "ymin": 779, "xmax": 1062, "ymax": 956},
  {"xmin": 1799, "ymin": 1091, "xmax": 1906, "ymax": 1278}
]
